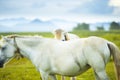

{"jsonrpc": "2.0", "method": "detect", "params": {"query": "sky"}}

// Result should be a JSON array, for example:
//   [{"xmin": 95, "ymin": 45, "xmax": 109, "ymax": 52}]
[{"xmin": 0, "ymin": 0, "xmax": 120, "ymax": 23}]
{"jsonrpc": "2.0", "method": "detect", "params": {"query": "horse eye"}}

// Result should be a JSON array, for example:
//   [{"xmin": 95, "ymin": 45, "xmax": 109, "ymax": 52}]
[{"xmin": 1, "ymin": 46, "xmax": 6, "ymax": 51}]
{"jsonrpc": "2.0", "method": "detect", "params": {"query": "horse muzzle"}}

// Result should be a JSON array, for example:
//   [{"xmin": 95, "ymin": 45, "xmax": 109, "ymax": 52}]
[{"xmin": 0, "ymin": 60, "xmax": 4, "ymax": 68}]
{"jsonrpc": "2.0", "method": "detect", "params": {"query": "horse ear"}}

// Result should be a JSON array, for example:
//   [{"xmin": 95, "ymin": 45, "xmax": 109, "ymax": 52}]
[{"xmin": 3, "ymin": 36, "xmax": 11, "ymax": 42}]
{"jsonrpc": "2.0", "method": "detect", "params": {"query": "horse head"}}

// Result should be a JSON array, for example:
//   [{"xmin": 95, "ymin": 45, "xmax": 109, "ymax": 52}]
[
  {"xmin": 0, "ymin": 35, "xmax": 22, "ymax": 68},
  {"xmin": 53, "ymin": 29, "xmax": 69, "ymax": 41}
]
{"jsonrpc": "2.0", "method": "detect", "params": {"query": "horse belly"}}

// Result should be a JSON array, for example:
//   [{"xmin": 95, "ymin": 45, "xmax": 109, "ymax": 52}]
[
  {"xmin": 67, "ymin": 64, "xmax": 90, "ymax": 76},
  {"xmin": 51, "ymin": 57, "xmax": 89, "ymax": 76},
  {"xmin": 54, "ymin": 64, "xmax": 90, "ymax": 76}
]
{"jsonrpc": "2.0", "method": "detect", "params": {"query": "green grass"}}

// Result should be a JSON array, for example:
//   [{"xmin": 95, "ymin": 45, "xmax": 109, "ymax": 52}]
[
  {"xmin": 0, "ymin": 31, "xmax": 120, "ymax": 80},
  {"xmin": 0, "ymin": 58, "xmax": 116, "ymax": 80},
  {"xmin": 0, "ymin": 58, "xmax": 40, "ymax": 80}
]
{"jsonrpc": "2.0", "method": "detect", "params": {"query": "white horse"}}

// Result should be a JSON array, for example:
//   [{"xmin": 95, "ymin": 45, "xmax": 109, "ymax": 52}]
[
  {"xmin": 53, "ymin": 29, "xmax": 79, "ymax": 80},
  {"xmin": 53, "ymin": 29, "xmax": 79, "ymax": 41},
  {"xmin": 0, "ymin": 35, "xmax": 120, "ymax": 80}
]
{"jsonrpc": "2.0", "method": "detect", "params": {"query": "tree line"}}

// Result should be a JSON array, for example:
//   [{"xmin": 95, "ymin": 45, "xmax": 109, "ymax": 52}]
[{"xmin": 73, "ymin": 21, "xmax": 120, "ymax": 31}]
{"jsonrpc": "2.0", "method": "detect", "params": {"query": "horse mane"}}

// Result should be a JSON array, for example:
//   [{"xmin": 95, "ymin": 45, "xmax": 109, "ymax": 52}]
[
  {"xmin": 6, "ymin": 35, "xmax": 43, "ymax": 39},
  {"xmin": 3, "ymin": 35, "xmax": 44, "ymax": 47}
]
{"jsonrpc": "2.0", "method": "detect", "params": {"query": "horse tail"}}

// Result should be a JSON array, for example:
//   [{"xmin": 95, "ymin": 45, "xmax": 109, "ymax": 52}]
[{"xmin": 107, "ymin": 42, "xmax": 120, "ymax": 80}]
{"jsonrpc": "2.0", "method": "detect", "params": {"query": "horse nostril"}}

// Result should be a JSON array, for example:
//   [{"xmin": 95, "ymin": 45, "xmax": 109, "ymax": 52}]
[
  {"xmin": 0, "ymin": 60, "xmax": 4, "ymax": 68},
  {"xmin": 0, "ymin": 64, "xmax": 3, "ymax": 68}
]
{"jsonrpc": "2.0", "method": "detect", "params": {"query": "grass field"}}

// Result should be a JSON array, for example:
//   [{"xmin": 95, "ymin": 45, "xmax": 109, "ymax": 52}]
[
  {"xmin": 0, "ymin": 30, "xmax": 120, "ymax": 80},
  {"xmin": 0, "ymin": 58, "xmax": 116, "ymax": 80}
]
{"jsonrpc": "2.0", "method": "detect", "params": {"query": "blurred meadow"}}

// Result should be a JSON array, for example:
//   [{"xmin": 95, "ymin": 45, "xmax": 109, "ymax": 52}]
[
  {"xmin": 0, "ymin": 0, "xmax": 120, "ymax": 79},
  {"xmin": 0, "ymin": 30, "xmax": 120, "ymax": 80}
]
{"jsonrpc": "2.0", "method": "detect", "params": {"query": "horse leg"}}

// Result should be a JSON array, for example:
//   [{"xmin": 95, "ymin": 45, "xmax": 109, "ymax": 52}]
[
  {"xmin": 86, "ymin": 50, "xmax": 109, "ymax": 80},
  {"xmin": 70, "ymin": 77, "xmax": 76, "ymax": 80},
  {"xmin": 94, "ymin": 70, "xmax": 100, "ymax": 80},
  {"xmin": 92, "ymin": 60, "xmax": 109, "ymax": 80},
  {"xmin": 94, "ymin": 70, "xmax": 109, "ymax": 80},
  {"xmin": 92, "ymin": 59, "xmax": 109, "ymax": 80},
  {"xmin": 40, "ymin": 71, "xmax": 49, "ymax": 80},
  {"xmin": 50, "ymin": 75, "xmax": 57, "ymax": 80}
]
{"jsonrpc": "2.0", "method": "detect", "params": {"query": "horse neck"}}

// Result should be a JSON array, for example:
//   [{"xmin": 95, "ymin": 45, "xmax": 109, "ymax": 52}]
[{"xmin": 15, "ymin": 37, "xmax": 43, "ymax": 59}]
